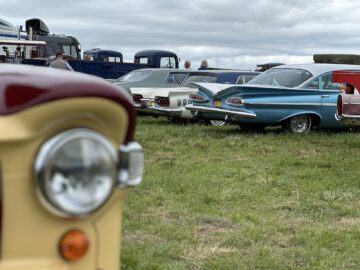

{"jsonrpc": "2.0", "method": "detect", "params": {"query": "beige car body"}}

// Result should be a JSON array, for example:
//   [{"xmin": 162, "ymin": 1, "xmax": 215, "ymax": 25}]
[{"xmin": 0, "ymin": 65, "xmax": 142, "ymax": 270}]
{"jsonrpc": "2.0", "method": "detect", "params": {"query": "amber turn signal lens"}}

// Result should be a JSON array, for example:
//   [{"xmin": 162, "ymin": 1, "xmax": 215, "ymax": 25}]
[{"xmin": 59, "ymin": 229, "xmax": 89, "ymax": 261}]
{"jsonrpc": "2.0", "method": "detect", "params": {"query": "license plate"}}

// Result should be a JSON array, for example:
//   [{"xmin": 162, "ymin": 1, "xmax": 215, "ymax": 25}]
[
  {"xmin": 147, "ymin": 100, "xmax": 154, "ymax": 107},
  {"xmin": 213, "ymin": 100, "xmax": 221, "ymax": 107}
]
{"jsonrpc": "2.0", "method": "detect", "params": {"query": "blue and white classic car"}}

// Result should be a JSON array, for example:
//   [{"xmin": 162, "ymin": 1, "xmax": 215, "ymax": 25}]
[
  {"xmin": 131, "ymin": 70, "xmax": 259, "ymax": 123},
  {"xmin": 186, "ymin": 64, "xmax": 360, "ymax": 133}
]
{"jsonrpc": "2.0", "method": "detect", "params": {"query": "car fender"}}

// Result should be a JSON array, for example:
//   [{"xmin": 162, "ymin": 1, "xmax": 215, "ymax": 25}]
[{"xmin": 278, "ymin": 111, "xmax": 323, "ymax": 124}]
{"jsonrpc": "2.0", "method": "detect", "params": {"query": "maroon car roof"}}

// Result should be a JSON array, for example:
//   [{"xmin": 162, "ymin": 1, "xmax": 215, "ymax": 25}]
[{"xmin": 0, "ymin": 64, "xmax": 136, "ymax": 143}]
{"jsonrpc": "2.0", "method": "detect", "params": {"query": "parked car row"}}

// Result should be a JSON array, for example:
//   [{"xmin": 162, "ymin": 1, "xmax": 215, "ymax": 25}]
[
  {"xmin": 124, "ymin": 69, "xmax": 260, "ymax": 125},
  {"xmin": 184, "ymin": 64, "xmax": 360, "ymax": 133},
  {"xmin": 110, "ymin": 63, "xmax": 360, "ymax": 133},
  {"xmin": 183, "ymin": 64, "xmax": 360, "ymax": 133}
]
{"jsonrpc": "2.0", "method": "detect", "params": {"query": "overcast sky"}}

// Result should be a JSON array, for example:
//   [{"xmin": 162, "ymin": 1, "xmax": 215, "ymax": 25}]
[{"xmin": 2, "ymin": 0, "xmax": 360, "ymax": 69}]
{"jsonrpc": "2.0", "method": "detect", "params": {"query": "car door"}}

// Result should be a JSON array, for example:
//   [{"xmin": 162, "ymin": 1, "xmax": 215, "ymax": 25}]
[{"xmin": 318, "ymin": 72, "xmax": 343, "ymax": 127}]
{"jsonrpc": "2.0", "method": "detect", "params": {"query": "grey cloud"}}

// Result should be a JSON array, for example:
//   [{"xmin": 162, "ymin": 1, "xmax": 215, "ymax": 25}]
[{"xmin": 2, "ymin": 0, "xmax": 360, "ymax": 68}]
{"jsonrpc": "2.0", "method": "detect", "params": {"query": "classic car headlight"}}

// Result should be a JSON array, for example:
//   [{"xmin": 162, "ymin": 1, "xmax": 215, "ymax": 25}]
[{"xmin": 34, "ymin": 129, "xmax": 118, "ymax": 218}]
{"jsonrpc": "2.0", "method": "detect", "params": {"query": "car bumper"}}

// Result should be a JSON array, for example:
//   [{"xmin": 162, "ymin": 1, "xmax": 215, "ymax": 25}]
[
  {"xmin": 335, "ymin": 113, "xmax": 360, "ymax": 126},
  {"xmin": 151, "ymin": 107, "xmax": 183, "ymax": 117},
  {"xmin": 185, "ymin": 105, "xmax": 257, "ymax": 119},
  {"xmin": 134, "ymin": 100, "xmax": 162, "ymax": 116}
]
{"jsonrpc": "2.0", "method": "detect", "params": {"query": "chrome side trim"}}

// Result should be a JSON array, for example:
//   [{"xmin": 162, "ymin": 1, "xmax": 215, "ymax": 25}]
[
  {"xmin": 185, "ymin": 105, "xmax": 256, "ymax": 118},
  {"xmin": 337, "ymin": 114, "xmax": 360, "ymax": 119},
  {"xmin": 243, "ymin": 102, "xmax": 336, "ymax": 107},
  {"xmin": 118, "ymin": 142, "xmax": 143, "ymax": 187},
  {"xmin": 245, "ymin": 102, "xmax": 320, "ymax": 106}
]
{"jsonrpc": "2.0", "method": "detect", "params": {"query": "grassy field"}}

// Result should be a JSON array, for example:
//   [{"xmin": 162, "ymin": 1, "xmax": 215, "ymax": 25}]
[{"xmin": 120, "ymin": 116, "xmax": 360, "ymax": 270}]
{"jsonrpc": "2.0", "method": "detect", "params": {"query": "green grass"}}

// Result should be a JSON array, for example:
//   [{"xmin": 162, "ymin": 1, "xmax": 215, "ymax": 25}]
[{"xmin": 120, "ymin": 116, "xmax": 360, "ymax": 270}]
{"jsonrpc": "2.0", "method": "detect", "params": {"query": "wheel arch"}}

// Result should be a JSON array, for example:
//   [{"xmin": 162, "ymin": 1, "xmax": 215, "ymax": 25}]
[{"xmin": 280, "ymin": 112, "xmax": 322, "ymax": 127}]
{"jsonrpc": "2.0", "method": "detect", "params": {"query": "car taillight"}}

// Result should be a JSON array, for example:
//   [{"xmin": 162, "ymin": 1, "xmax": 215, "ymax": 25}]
[
  {"xmin": 132, "ymin": 94, "xmax": 143, "ymax": 104},
  {"xmin": 155, "ymin": 96, "xmax": 170, "ymax": 107},
  {"xmin": 337, "ymin": 95, "xmax": 343, "ymax": 116},
  {"xmin": 189, "ymin": 93, "xmax": 207, "ymax": 102},
  {"xmin": 225, "ymin": 97, "xmax": 243, "ymax": 106}
]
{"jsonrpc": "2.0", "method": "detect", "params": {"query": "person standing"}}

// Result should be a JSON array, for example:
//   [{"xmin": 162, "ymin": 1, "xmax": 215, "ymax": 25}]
[
  {"xmin": 49, "ymin": 52, "xmax": 73, "ymax": 71},
  {"xmin": 184, "ymin": 60, "xmax": 191, "ymax": 70},
  {"xmin": 198, "ymin": 60, "xmax": 208, "ymax": 70}
]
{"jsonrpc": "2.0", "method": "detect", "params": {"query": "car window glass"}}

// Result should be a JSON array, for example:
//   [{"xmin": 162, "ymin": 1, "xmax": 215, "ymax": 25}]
[
  {"xmin": 248, "ymin": 69, "xmax": 313, "ymax": 88},
  {"xmin": 115, "ymin": 70, "xmax": 152, "ymax": 82},
  {"xmin": 304, "ymin": 78, "xmax": 320, "ymax": 90},
  {"xmin": 138, "ymin": 57, "xmax": 148, "ymax": 64},
  {"xmin": 166, "ymin": 72, "xmax": 188, "ymax": 85},
  {"xmin": 236, "ymin": 75, "xmax": 257, "ymax": 85},
  {"xmin": 181, "ymin": 75, "xmax": 217, "ymax": 88},
  {"xmin": 160, "ymin": 57, "xmax": 176, "ymax": 68},
  {"xmin": 105, "ymin": 56, "xmax": 121, "ymax": 62},
  {"xmin": 320, "ymin": 73, "xmax": 342, "ymax": 90}
]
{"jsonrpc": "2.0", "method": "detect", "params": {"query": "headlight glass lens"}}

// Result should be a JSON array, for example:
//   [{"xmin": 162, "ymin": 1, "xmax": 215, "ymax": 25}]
[{"xmin": 35, "ymin": 129, "xmax": 118, "ymax": 218}]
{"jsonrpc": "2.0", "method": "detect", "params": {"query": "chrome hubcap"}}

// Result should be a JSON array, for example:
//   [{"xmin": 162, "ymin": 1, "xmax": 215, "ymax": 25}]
[
  {"xmin": 210, "ymin": 120, "xmax": 226, "ymax": 126},
  {"xmin": 290, "ymin": 115, "xmax": 311, "ymax": 133}
]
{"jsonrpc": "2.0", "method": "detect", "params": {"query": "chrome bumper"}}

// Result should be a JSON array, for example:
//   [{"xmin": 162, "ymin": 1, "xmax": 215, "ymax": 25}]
[
  {"xmin": 151, "ymin": 107, "xmax": 183, "ymax": 117},
  {"xmin": 335, "ymin": 113, "xmax": 360, "ymax": 126},
  {"xmin": 185, "ymin": 105, "xmax": 257, "ymax": 118},
  {"xmin": 134, "ymin": 98, "xmax": 154, "ymax": 109}
]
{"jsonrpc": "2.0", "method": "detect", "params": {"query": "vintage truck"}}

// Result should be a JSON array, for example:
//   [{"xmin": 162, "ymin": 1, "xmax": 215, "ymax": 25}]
[
  {"xmin": 69, "ymin": 48, "xmax": 180, "ymax": 79},
  {"xmin": 0, "ymin": 64, "xmax": 143, "ymax": 269},
  {"xmin": 2, "ymin": 18, "xmax": 178, "ymax": 79}
]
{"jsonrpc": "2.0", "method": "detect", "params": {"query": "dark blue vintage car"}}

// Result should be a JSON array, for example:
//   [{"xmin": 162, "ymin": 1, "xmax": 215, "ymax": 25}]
[{"xmin": 186, "ymin": 64, "xmax": 360, "ymax": 133}]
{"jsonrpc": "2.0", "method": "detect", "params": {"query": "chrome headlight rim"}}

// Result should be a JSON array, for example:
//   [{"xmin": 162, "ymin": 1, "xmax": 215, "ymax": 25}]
[{"xmin": 34, "ymin": 128, "xmax": 118, "ymax": 219}]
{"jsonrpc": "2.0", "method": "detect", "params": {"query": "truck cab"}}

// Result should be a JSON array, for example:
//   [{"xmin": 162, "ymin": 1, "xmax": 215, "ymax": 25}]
[
  {"xmin": 0, "ymin": 64, "xmax": 143, "ymax": 269},
  {"xmin": 134, "ymin": 50, "xmax": 179, "ymax": 69},
  {"xmin": 25, "ymin": 18, "xmax": 81, "ymax": 60},
  {"xmin": 68, "ymin": 49, "xmax": 179, "ymax": 79}
]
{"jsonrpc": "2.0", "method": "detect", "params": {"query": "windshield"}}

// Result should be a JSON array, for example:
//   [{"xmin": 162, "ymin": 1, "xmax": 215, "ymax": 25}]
[
  {"xmin": 115, "ymin": 70, "xmax": 152, "ymax": 82},
  {"xmin": 248, "ymin": 68, "xmax": 313, "ymax": 88},
  {"xmin": 182, "ymin": 75, "xmax": 217, "ymax": 88}
]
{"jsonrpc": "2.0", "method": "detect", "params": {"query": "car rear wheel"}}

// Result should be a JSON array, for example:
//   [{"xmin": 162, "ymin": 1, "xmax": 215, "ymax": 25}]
[{"xmin": 284, "ymin": 114, "xmax": 312, "ymax": 134}]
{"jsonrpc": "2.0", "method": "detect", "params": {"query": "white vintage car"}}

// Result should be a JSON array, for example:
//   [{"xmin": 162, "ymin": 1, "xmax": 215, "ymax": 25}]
[{"xmin": 131, "ymin": 70, "xmax": 259, "ymax": 124}]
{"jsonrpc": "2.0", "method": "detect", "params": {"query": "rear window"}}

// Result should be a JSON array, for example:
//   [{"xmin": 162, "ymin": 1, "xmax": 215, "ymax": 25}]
[
  {"xmin": 236, "ymin": 75, "xmax": 258, "ymax": 85},
  {"xmin": 166, "ymin": 72, "xmax": 188, "ymax": 85},
  {"xmin": 248, "ymin": 68, "xmax": 313, "ymax": 88},
  {"xmin": 115, "ymin": 70, "xmax": 152, "ymax": 82},
  {"xmin": 182, "ymin": 75, "xmax": 217, "ymax": 88}
]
